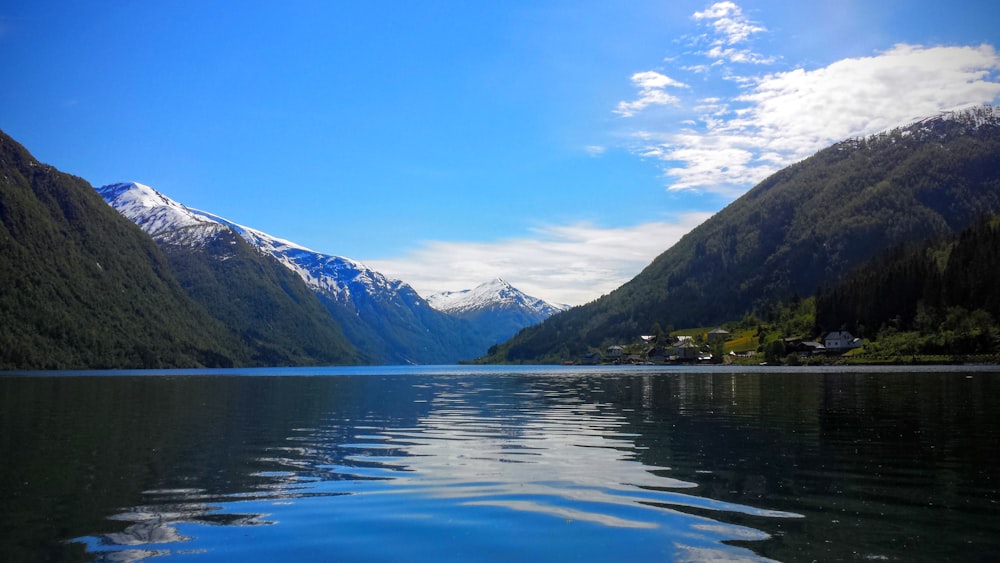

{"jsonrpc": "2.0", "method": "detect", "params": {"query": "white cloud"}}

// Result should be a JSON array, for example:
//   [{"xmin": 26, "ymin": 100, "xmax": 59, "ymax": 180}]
[
  {"xmin": 692, "ymin": 1, "xmax": 771, "ymax": 65},
  {"xmin": 734, "ymin": 44, "xmax": 1000, "ymax": 151},
  {"xmin": 584, "ymin": 145, "xmax": 606, "ymax": 157},
  {"xmin": 632, "ymin": 70, "xmax": 688, "ymax": 90},
  {"xmin": 681, "ymin": 64, "xmax": 711, "ymax": 74},
  {"xmin": 366, "ymin": 215, "xmax": 712, "ymax": 307},
  {"xmin": 628, "ymin": 43, "xmax": 1000, "ymax": 196},
  {"xmin": 614, "ymin": 71, "xmax": 688, "ymax": 117}
]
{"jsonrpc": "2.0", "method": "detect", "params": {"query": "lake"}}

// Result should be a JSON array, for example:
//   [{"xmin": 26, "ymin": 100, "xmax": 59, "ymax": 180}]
[{"xmin": 2, "ymin": 365, "xmax": 999, "ymax": 562}]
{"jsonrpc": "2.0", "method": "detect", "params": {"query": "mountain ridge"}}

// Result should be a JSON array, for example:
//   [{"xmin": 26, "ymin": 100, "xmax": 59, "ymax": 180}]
[
  {"xmin": 96, "ymin": 182, "xmax": 562, "ymax": 363},
  {"xmin": 96, "ymin": 182, "xmax": 362, "ymax": 366}
]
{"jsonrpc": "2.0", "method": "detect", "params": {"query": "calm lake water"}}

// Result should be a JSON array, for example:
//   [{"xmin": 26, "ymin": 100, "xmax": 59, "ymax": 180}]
[{"xmin": 2, "ymin": 365, "xmax": 999, "ymax": 562}]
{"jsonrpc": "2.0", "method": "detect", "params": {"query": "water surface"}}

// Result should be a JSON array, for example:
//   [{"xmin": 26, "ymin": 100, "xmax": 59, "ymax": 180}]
[{"xmin": 2, "ymin": 365, "xmax": 998, "ymax": 562}]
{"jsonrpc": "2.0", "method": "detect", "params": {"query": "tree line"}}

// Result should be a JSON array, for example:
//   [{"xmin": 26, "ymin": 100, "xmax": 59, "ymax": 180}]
[{"xmin": 815, "ymin": 215, "xmax": 1000, "ymax": 355}]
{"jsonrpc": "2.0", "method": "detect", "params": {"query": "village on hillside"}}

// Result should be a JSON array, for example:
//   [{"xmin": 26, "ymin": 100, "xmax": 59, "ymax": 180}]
[{"xmin": 583, "ymin": 328, "xmax": 864, "ymax": 366}]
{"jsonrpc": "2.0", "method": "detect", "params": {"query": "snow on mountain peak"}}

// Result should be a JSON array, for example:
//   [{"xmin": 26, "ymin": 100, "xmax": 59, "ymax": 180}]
[
  {"xmin": 426, "ymin": 277, "xmax": 565, "ymax": 317},
  {"xmin": 96, "ymin": 181, "xmax": 407, "ymax": 302},
  {"xmin": 96, "ymin": 182, "xmax": 228, "ymax": 245}
]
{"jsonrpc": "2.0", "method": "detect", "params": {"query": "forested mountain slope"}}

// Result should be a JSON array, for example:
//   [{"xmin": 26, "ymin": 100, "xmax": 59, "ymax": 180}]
[
  {"xmin": 156, "ymin": 230, "xmax": 362, "ymax": 366},
  {"xmin": 485, "ymin": 106, "xmax": 1000, "ymax": 363},
  {"xmin": 0, "ymin": 131, "xmax": 246, "ymax": 369},
  {"xmin": 815, "ymin": 215, "xmax": 1000, "ymax": 354},
  {"xmin": 98, "ymin": 182, "xmax": 361, "ymax": 366}
]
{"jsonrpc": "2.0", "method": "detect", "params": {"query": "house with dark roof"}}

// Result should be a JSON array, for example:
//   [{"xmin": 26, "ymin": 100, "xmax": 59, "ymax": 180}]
[{"xmin": 707, "ymin": 328, "xmax": 730, "ymax": 343}]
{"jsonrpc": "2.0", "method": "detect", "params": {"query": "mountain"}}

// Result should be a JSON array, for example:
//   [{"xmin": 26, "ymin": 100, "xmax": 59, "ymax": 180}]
[
  {"xmin": 483, "ymin": 105, "xmax": 1000, "ymax": 363},
  {"xmin": 97, "ymin": 182, "xmax": 489, "ymax": 364},
  {"xmin": 97, "ymin": 182, "xmax": 360, "ymax": 366},
  {"xmin": 0, "ymin": 131, "xmax": 249, "ymax": 369},
  {"xmin": 427, "ymin": 278, "xmax": 568, "ymax": 346}
]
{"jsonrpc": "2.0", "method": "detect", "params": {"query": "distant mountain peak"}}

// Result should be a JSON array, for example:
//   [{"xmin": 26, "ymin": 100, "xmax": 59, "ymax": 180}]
[{"xmin": 426, "ymin": 278, "xmax": 566, "ymax": 317}]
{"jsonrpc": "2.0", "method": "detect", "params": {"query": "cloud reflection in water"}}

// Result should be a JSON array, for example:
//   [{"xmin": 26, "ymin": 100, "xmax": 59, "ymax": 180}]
[
  {"xmin": 76, "ymin": 374, "xmax": 801, "ymax": 561},
  {"xmin": 328, "ymin": 378, "xmax": 800, "ymax": 548}
]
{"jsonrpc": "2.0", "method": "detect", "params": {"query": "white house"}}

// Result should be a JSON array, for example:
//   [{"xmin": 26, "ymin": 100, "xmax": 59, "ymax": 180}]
[{"xmin": 824, "ymin": 331, "xmax": 863, "ymax": 350}]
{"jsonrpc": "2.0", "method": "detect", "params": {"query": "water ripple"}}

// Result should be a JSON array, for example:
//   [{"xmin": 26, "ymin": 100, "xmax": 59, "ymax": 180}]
[{"xmin": 73, "ymin": 374, "xmax": 803, "ymax": 561}]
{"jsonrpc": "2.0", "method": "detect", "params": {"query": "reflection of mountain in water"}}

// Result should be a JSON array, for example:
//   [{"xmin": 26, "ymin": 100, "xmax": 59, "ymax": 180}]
[
  {"xmin": 0, "ymin": 375, "xmax": 413, "ymax": 561},
  {"xmin": 72, "ymin": 372, "xmax": 798, "ymax": 561},
  {"xmin": 7, "ymin": 368, "xmax": 998, "ymax": 562}
]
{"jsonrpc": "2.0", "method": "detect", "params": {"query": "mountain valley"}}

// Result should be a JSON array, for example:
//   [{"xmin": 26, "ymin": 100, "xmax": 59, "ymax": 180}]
[{"xmin": 4, "ymin": 105, "xmax": 1000, "ymax": 368}]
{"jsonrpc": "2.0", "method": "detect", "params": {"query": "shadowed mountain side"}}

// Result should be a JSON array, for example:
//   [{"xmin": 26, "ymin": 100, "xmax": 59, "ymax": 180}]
[
  {"xmin": 316, "ymin": 284, "xmax": 484, "ymax": 365},
  {"xmin": 0, "ymin": 131, "xmax": 246, "ymax": 369},
  {"xmin": 158, "ymin": 229, "xmax": 362, "ymax": 366}
]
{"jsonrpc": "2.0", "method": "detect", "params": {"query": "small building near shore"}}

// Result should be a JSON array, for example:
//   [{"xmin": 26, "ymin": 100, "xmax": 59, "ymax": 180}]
[
  {"xmin": 671, "ymin": 340, "xmax": 700, "ymax": 361},
  {"xmin": 707, "ymin": 328, "xmax": 730, "ymax": 343},
  {"xmin": 824, "ymin": 331, "xmax": 863, "ymax": 350}
]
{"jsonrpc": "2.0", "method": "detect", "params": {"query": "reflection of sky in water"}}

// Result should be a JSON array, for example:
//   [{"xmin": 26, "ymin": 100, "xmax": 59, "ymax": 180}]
[
  {"xmin": 345, "ymin": 381, "xmax": 798, "ymax": 537},
  {"xmin": 77, "ymin": 376, "xmax": 800, "ymax": 561}
]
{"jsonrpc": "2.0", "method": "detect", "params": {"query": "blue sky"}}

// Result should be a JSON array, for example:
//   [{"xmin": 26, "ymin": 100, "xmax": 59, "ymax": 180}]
[{"xmin": 2, "ymin": 1, "xmax": 999, "ymax": 305}]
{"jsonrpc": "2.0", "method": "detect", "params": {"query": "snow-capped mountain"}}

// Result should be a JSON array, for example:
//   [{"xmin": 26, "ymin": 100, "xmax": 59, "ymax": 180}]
[
  {"xmin": 96, "ymin": 182, "xmax": 229, "ymax": 246},
  {"xmin": 96, "ymin": 182, "xmax": 363, "ymax": 365},
  {"xmin": 186, "ymin": 208, "xmax": 412, "ymax": 305},
  {"xmin": 97, "ymin": 182, "xmax": 402, "ymax": 303},
  {"xmin": 427, "ymin": 278, "xmax": 567, "ymax": 319},
  {"xmin": 426, "ymin": 278, "xmax": 568, "ymax": 346},
  {"xmin": 96, "ymin": 182, "xmax": 556, "ymax": 363}
]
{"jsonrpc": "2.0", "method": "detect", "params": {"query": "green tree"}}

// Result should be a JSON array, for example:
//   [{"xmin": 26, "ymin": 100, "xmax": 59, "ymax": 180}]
[{"xmin": 764, "ymin": 339, "xmax": 786, "ymax": 364}]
